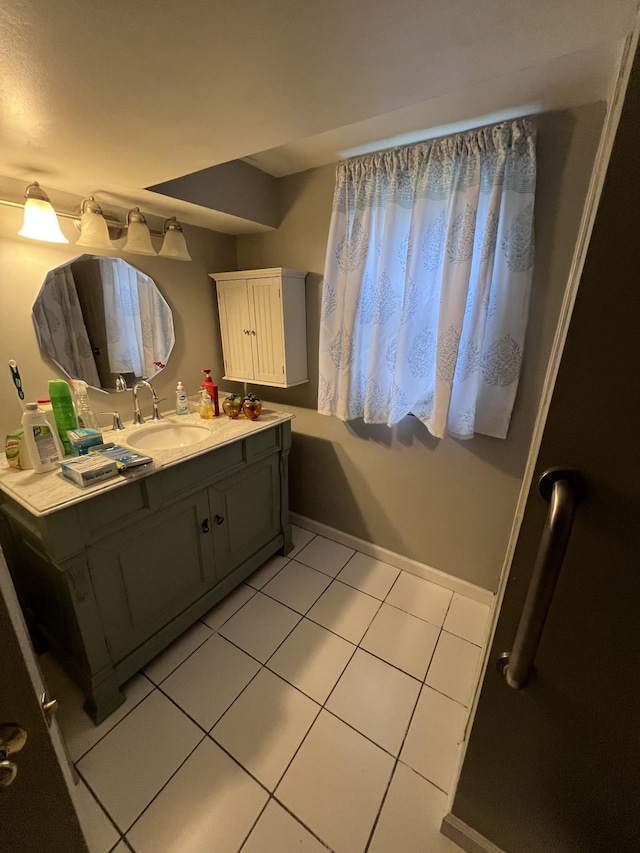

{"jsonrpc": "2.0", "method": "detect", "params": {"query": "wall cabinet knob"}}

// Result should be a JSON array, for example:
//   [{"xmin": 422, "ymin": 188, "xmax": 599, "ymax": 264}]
[{"xmin": 215, "ymin": 515, "xmax": 225, "ymax": 525}]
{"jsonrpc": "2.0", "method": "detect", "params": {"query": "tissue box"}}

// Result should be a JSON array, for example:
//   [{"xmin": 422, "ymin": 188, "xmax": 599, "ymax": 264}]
[
  {"xmin": 67, "ymin": 428, "xmax": 104, "ymax": 456},
  {"xmin": 61, "ymin": 455, "xmax": 118, "ymax": 487}
]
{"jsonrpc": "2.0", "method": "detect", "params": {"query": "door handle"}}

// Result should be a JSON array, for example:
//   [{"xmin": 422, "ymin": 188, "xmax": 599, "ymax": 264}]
[
  {"xmin": 0, "ymin": 723, "xmax": 27, "ymax": 788},
  {"xmin": 214, "ymin": 515, "xmax": 224, "ymax": 525},
  {"xmin": 201, "ymin": 518, "xmax": 210, "ymax": 534},
  {"xmin": 497, "ymin": 468, "xmax": 587, "ymax": 689}
]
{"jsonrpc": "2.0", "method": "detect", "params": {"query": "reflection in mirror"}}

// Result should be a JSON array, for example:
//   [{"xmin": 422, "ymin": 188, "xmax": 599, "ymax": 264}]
[{"xmin": 32, "ymin": 255, "xmax": 175, "ymax": 390}]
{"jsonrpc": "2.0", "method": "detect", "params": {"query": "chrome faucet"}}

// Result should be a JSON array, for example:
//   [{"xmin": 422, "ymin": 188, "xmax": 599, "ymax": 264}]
[{"xmin": 132, "ymin": 380, "xmax": 163, "ymax": 425}]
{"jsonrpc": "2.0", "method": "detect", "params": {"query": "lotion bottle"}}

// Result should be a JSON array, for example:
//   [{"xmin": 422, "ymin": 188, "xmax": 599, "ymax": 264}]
[
  {"xmin": 21, "ymin": 403, "xmax": 64, "ymax": 472},
  {"xmin": 176, "ymin": 381, "xmax": 189, "ymax": 415}
]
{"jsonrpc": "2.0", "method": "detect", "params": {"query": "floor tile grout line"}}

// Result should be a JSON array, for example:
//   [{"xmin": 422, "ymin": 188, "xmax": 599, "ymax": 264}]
[
  {"xmin": 199, "ymin": 583, "xmax": 259, "ymax": 632},
  {"xmin": 245, "ymin": 555, "xmax": 292, "ymax": 592},
  {"xmin": 211, "ymin": 699, "xmax": 324, "ymax": 797},
  {"xmin": 73, "ymin": 678, "xmax": 157, "ymax": 765},
  {"xmin": 268, "ymin": 793, "xmax": 336, "ymax": 851},
  {"xmin": 143, "ymin": 624, "xmax": 217, "ymax": 687},
  {"xmin": 73, "ymin": 768, "xmax": 127, "ymax": 849},
  {"xmin": 235, "ymin": 791, "xmax": 271, "ymax": 853},
  {"xmin": 395, "ymin": 754, "xmax": 452, "ymax": 797},
  {"xmin": 363, "ymin": 666, "xmax": 429, "ymax": 853},
  {"xmin": 208, "ymin": 605, "xmax": 312, "ymax": 736},
  {"xmin": 258, "ymin": 571, "xmax": 334, "ymax": 619},
  {"xmin": 119, "ymin": 731, "xmax": 209, "ymax": 839}
]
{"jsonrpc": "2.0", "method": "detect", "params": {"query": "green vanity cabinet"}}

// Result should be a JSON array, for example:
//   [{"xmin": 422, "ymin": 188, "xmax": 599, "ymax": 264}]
[{"xmin": 0, "ymin": 419, "xmax": 293, "ymax": 723}]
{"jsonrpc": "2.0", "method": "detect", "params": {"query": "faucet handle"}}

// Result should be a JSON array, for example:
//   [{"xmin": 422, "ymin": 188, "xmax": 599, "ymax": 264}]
[
  {"xmin": 152, "ymin": 398, "xmax": 166, "ymax": 422},
  {"xmin": 114, "ymin": 376, "xmax": 128, "ymax": 392},
  {"xmin": 98, "ymin": 412, "xmax": 125, "ymax": 431}
]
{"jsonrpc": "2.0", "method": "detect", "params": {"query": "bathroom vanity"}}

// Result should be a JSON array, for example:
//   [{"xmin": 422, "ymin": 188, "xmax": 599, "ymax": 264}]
[{"xmin": 0, "ymin": 411, "xmax": 293, "ymax": 723}]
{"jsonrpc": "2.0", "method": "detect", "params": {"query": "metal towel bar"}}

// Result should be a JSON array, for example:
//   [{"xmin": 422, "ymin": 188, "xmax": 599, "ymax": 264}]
[{"xmin": 497, "ymin": 467, "xmax": 587, "ymax": 689}]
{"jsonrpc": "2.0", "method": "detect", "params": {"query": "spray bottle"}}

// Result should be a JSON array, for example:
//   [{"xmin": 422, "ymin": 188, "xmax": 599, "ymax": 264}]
[{"xmin": 70, "ymin": 379, "xmax": 99, "ymax": 430}]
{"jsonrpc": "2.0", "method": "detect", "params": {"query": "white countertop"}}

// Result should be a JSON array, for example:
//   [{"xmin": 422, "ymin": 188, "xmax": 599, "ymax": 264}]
[{"xmin": 0, "ymin": 409, "xmax": 293, "ymax": 518}]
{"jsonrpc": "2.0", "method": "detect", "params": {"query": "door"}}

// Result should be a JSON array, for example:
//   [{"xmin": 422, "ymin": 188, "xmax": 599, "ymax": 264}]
[
  {"xmin": 0, "ymin": 547, "xmax": 88, "ymax": 852},
  {"xmin": 448, "ymin": 45, "xmax": 640, "ymax": 853},
  {"xmin": 247, "ymin": 275, "xmax": 286, "ymax": 384},
  {"xmin": 217, "ymin": 278, "xmax": 254, "ymax": 380},
  {"xmin": 89, "ymin": 491, "xmax": 215, "ymax": 663},
  {"xmin": 208, "ymin": 455, "xmax": 281, "ymax": 580}
]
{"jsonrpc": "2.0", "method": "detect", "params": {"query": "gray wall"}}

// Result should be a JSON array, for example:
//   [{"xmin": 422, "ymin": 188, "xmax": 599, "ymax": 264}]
[{"xmin": 236, "ymin": 103, "xmax": 605, "ymax": 591}]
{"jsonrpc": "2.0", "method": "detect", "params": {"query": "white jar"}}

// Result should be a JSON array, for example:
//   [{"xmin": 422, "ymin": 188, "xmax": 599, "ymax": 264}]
[{"xmin": 21, "ymin": 403, "xmax": 64, "ymax": 473}]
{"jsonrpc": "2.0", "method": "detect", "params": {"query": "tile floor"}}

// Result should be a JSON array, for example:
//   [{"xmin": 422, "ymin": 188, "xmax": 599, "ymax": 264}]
[{"xmin": 40, "ymin": 525, "xmax": 492, "ymax": 853}]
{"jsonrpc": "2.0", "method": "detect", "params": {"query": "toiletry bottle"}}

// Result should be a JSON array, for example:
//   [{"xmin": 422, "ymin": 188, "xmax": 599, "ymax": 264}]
[
  {"xmin": 176, "ymin": 381, "xmax": 189, "ymax": 415},
  {"xmin": 199, "ymin": 388, "xmax": 214, "ymax": 419},
  {"xmin": 70, "ymin": 379, "xmax": 99, "ymax": 430},
  {"xmin": 37, "ymin": 398, "xmax": 59, "ymax": 436},
  {"xmin": 21, "ymin": 402, "xmax": 64, "ymax": 472},
  {"xmin": 48, "ymin": 379, "xmax": 78, "ymax": 455},
  {"xmin": 201, "ymin": 369, "xmax": 219, "ymax": 416}
]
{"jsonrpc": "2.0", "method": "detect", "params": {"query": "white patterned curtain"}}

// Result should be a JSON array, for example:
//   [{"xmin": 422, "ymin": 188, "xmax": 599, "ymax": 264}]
[
  {"xmin": 100, "ymin": 258, "xmax": 175, "ymax": 379},
  {"xmin": 318, "ymin": 119, "xmax": 536, "ymax": 439}
]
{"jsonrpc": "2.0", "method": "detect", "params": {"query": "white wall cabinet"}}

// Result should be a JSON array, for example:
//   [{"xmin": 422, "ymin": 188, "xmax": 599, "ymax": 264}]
[{"xmin": 210, "ymin": 268, "xmax": 308, "ymax": 388}]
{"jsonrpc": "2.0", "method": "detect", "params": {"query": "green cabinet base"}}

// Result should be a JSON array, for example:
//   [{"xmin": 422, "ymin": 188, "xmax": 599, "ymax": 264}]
[{"xmin": 0, "ymin": 422, "xmax": 292, "ymax": 724}]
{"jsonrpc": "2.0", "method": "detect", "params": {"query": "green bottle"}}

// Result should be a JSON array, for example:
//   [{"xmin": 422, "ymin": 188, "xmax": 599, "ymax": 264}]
[{"xmin": 48, "ymin": 379, "xmax": 78, "ymax": 456}]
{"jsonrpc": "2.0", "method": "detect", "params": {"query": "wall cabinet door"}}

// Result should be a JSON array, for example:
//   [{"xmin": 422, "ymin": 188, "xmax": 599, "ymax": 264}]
[
  {"xmin": 88, "ymin": 491, "xmax": 215, "ymax": 663},
  {"xmin": 217, "ymin": 278, "xmax": 254, "ymax": 380},
  {"xmin": 208, "ymin": 456, "xmax": 281, "ymax": 580},
  {"xmin": 247, "ymin": 275, "xmax": 286, "ymax": 384}
]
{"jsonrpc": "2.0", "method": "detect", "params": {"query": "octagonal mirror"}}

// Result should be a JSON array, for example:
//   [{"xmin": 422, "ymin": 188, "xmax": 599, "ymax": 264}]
[{"xmin": 32, "ymin": 255, "xmax": 175, "ymax": 391}]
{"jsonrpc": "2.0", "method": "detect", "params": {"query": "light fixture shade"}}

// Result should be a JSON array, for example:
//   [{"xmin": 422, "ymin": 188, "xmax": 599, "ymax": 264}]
[
  {"xmin": 159, "ymin": 217, "xmax": 192, "ymax": 261},
  {"xmin": 18, "ymin": 182, "xmax": 68, "ymax": 243},
  {"xmin": 76, "ymin": 198, "xmax": 113, "ymax": 249},
  {"xmin": 123, "ymin": 208, "xmax": 157, "ymax": 256}
]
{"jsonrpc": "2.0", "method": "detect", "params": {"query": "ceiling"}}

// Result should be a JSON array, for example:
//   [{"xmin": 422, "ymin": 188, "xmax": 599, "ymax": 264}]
[{"xmin": 0, "ymin": 1, "xmax": 637, "ymax": 233}]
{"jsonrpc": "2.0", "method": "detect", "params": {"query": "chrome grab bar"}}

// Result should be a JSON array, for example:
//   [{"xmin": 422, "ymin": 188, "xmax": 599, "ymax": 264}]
[{"xmin": 497, "ymin": 468, "xmax": 587, "ymax": 689}]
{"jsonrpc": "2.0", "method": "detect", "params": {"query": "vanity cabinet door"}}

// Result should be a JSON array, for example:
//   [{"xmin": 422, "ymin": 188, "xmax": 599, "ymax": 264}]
[
  {"xmin": 208, "ymin": 455, "xmax": 281, "ymax": 580},
  {"xmin": 216, "ymin": 277, "xmax": 254, "ymax": 380},
  {"xmin": 87, "ymin": 491, "xmax": 215, "ymax": 663}
]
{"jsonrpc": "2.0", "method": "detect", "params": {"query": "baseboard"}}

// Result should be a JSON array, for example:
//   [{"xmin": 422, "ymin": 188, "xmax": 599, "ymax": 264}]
[
  {"xmin": 290, "ymin": 513, "xmax": 494, "ymax": 605},
  {"xmin": 441, "ymin": 814, "xmax": 506, "ymax": 853}
]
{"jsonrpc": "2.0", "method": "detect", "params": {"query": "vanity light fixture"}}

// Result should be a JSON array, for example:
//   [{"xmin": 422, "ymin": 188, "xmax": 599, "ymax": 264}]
[
  {"xmin": 75, "ymin": 197, "xmax": 114, "ymax": 249},
  {"xmin": 158, "ymin": 217, "xmax": 192, "ymax": 261},
  {"xmin": 1, "ymin": 182, "xmax": 192, "ymax": 260},
  {"xmin": 18, "ymin": 182, "xmax": 68, "ymax": 244},
  {"xmin": 123, "ymin": 208, "xmax": 158, "ymax": 256}
]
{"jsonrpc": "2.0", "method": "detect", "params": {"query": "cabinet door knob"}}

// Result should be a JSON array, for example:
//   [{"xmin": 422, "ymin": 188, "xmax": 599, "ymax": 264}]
[
  {"xmin": 250, "ymin": 330, "xmax": 256, "ymax": 335},
  {"xmin": 243, "ymin": 329, "xmax": 250, "ymax": 335},
  {"xmin": 215, "ymin": 515, "xmax": 225, "ymax": 525},
  {"xmin": 201, "ymin": 518, "xmax": 210, "ymax": 534}
]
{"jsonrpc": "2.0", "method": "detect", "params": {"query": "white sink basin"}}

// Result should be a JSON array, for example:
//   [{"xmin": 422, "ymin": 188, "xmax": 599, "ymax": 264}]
[{"xmin": 127, "ymin": 423, "xmax": 211, "ymax": 451}]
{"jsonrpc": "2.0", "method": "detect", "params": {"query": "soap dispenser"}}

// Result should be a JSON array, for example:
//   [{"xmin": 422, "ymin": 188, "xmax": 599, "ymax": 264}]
[
  {"xmin": 175, "ymin": 381, "xmax": 189, "ymax": 415},
  {"xmin": 200, "ymin": 369, "xmax": 219, "ymax": 416},
  {"xmin": 199, "ymin": 388, "xmax": 214, "ymax": 419}
]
